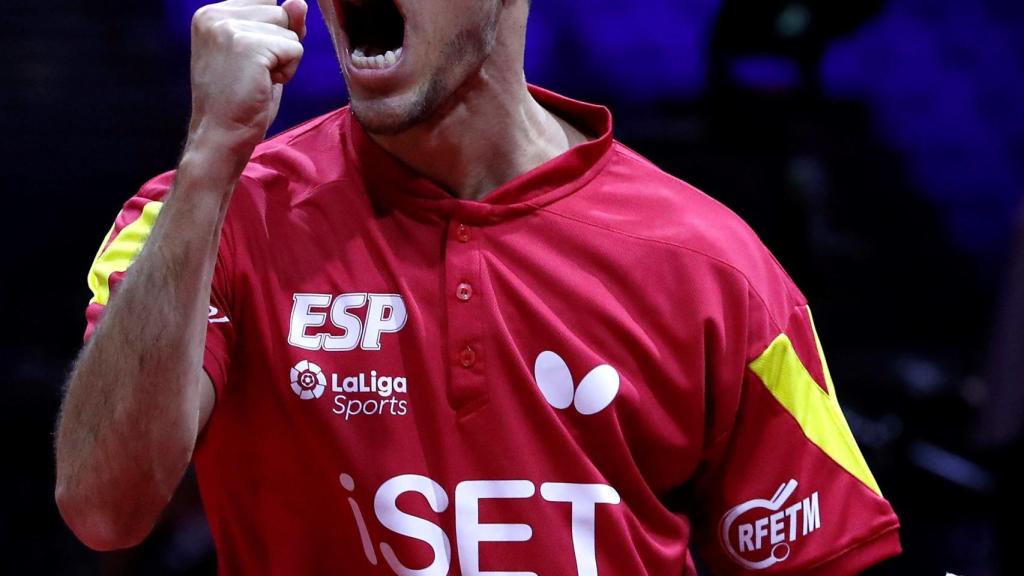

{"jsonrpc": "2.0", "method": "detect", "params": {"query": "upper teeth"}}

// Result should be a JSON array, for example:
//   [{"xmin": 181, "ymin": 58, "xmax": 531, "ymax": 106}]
[{"xmin": 352, "ymin": 47, "xmax": 402, "ymax": 70}]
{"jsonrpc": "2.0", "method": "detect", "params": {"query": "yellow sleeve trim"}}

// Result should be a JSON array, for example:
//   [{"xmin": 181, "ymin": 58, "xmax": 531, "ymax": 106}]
[
  {"xmin": 87, "ymin": 201, "xmax": 164, "ymax": 306},
  {"xmin": 748, "ymin": 314, "xmax": 882, "ymax": 496}
]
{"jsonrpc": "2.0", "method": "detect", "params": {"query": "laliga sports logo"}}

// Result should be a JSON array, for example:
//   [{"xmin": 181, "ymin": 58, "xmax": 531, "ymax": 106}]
[
  {"xmin": 719, "ymin": 479, "xmax": 822, "ymax": 570},
  {"xmin": 287, "ymin": 360, "xmax": 410, "ymax": 420},
  {"xmin": 290, "ymin": 360, "xmax": 327, "ymax": 400}
]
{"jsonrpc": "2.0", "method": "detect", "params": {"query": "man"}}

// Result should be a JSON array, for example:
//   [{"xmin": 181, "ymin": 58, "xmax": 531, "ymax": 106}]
[{"xmin": 55, "ymin": 0, "xmax": 901, "ymax": 573}]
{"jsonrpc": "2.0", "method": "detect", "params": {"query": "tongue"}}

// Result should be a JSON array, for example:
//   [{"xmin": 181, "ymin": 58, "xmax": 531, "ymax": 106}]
[{"xmin": 358, "ymin": 45, "xmax": 388, "ymax": 58}]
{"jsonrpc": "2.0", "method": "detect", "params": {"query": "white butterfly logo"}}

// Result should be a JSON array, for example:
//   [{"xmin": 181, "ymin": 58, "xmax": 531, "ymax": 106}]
[{"xmin": 533, "ymin": 351, "xmax": 620, "ymax": 415}]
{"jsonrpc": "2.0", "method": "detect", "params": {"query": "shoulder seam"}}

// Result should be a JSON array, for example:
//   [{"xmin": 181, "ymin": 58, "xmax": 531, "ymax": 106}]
[
  {"xmin": 612, "ymin": 144, "xmax": 660, "ymax": 170},
  {"xmin": 535, "ymin": 205, "xmax": 784, "ymax": 332},
  {"xmin": 251, "ymin": 109, "xmax": 345, "ymax": 161}
]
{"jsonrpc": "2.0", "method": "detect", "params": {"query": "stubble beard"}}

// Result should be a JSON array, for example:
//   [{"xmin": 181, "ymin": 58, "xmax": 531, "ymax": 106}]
[
  {"xmin": 350, "ymin": 18, "xmax": 499, "ymax": 136},
  {"xmin": 350, "ymin": 72, "xmax": 446, "ymax": 136}
]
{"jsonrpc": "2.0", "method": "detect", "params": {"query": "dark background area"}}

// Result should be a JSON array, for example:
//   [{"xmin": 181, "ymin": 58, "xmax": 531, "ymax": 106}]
[{"xmin": 3, "ymin": 0, "xmax": 1022, "ymax": 574}]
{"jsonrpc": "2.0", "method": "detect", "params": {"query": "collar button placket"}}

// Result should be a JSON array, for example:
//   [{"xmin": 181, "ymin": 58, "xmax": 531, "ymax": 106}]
[{"xmin": 445, "ymin": 219, "xmax": 487, "ymax": 413}]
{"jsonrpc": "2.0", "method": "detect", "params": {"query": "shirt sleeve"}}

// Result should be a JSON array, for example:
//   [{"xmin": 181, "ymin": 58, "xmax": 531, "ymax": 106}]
[
  {"xmin": 82, "ymin": 172, "xmax": 236, "ymax": 396},
  {"xmin": 691, "ymin": 297, "xmax": 901, "ymax": 574}
]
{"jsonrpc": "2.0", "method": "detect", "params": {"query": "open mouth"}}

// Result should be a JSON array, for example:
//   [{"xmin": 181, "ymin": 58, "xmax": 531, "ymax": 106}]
[{"xmin": 339, "ymin": 0, "xmax": 406, "ymax": 70}]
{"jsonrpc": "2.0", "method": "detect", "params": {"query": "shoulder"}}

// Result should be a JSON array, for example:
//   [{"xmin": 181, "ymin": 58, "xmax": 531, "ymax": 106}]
[
  {"xmin": 547, "ymin": 141, "xmax": 805, "ymax": 320},
  {"xmin": 131, "ymin": 107, "xmax": 359, "ymax": 237},
  {"xmin": 240, "ymin": 106, "xmax": 353, "ymax": 193},
  {"xmin": 133, "ymin": 106, "xmax": 354, "ymax": 202}
]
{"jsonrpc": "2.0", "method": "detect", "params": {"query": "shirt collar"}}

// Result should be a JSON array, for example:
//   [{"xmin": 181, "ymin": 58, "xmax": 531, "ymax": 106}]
[{"xmin": 344, "ymin": 85, "xmax": 615, "ymax": 225}]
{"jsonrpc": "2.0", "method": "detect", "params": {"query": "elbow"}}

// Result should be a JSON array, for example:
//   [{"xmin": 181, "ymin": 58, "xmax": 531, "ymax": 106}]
[{"xmin": 54, "ymin": 482, "xmax": 153, "ymax": 552}]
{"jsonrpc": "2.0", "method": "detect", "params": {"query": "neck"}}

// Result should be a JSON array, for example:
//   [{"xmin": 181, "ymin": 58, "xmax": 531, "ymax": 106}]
[{"xmin": 369, "ymin": 12, "xmax": 588, "ymax": 200}]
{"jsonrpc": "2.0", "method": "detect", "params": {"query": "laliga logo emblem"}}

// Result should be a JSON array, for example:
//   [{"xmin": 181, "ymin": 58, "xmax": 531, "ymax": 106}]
[
  {"xmin": 719, "ymin": 479, "xmax": 822, "ymax": 570},
  {"xmin": 291, "ymin": 360, "xmax": 327, "ymax": 400}
]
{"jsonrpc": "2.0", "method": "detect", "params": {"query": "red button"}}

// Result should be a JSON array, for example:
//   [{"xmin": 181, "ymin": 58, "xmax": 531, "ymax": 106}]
[
  {"xmin": 459, "ymin": 346, "xmax": 477, "ymax": 368},
  {"xmin": 456, "ymin": 282, "xmax": 473, "ymax": 302},
  {"xmin": 456, "ymin": 224, "xmax": 471, "ymax": 243}
]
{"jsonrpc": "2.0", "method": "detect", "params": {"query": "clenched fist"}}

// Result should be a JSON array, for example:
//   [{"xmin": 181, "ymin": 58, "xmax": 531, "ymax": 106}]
[{"xmin": 188, "ymin": 0, "xmax": 308, "ymax": 154}]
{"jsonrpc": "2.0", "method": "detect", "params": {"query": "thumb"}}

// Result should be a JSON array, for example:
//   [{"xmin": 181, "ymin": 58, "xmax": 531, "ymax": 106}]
[{"xmin": 282, "ymin": 0, "xmax": 309, "ymax": 40}]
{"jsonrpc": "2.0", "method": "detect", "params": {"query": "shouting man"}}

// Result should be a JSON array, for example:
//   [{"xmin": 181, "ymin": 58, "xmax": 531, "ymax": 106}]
[{"xmin": 56, "ymin": 0, "xmax": 901, "ymax": 573}]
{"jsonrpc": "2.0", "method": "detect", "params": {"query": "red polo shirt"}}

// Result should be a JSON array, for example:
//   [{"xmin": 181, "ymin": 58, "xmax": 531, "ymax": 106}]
[{"xmin": 84, "ymin": 86, "xmax": 900, "ymax": 574}]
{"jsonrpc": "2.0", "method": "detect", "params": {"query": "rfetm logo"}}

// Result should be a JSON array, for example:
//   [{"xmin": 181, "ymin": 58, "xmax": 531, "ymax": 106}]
[
  {"xmin": 533, "ymin": 351, "xmax": 619, "ymax": 415},
  {"xmin": 290, "ymin": 360, "xmax": 327, "ymax": 400},
  {"xmin": 719, "ymin": 479, "xmax": 822, "ymax": 570}
]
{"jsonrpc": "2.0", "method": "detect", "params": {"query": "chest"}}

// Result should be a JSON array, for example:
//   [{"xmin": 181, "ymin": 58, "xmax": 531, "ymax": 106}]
[{"xmin": 224, "ymin": 204, "xmax": 713, "ymax": 496}]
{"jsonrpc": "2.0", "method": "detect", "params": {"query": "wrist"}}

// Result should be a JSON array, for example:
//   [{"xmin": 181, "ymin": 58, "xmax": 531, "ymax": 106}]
[
  {"xmin": 184, "ymin": 117, "xmax": 262, "ymax": 168},
  {"xmin": 172, "ymin": 148, "xmax": 247, "ymax": 213},
  {"xmin": 178, "ymin": 123, "xmax": 258, "ymax": 191}
]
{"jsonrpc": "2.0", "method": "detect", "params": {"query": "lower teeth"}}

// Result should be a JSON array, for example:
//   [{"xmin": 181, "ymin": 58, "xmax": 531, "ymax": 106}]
[{"xmin": 352, "ymin": 47, "xmax": 402, "ymax": 69}]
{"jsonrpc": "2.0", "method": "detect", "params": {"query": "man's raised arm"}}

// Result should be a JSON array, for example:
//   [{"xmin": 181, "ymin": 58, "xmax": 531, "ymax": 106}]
[{"xmin": 54, "ymin": 0, "xmax": 307, "ymax": 551}]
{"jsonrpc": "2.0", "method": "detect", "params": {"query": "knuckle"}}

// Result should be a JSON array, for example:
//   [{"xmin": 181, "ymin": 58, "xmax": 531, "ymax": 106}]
[
  {"xmin": 279, "ymin": 40, "xmax": 304, "ymax": 59},
  {"xmin": 229, "ymin": 31, "xmax": 253, "ymax": 52},
  {"xmin": 191, "ymin": 6, "xmax": 217, "ymax": 32},
  {"xmin": 212, "ymin": 19, "xmax": 239, "ymax": 42}
]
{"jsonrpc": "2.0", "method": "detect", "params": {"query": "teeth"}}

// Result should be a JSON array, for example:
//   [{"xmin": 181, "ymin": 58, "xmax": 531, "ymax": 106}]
[{"xmin": 350, "ymin": 46, "xmax": 403, "ymax": 70}]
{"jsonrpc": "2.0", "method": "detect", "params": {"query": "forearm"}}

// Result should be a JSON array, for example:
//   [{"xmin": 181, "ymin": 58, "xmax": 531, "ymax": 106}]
[
  {"xmin": 54, "ymin": 138, "xmax": 245, "ymax": 550},
  {"xmin": 56, "ymin": 0, "xmax": 307, "ymax": 550}
]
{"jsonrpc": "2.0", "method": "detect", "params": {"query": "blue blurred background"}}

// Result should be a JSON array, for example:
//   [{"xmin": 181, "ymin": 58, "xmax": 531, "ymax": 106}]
[{"xmin": 3, "ymin": 0, "xmax": 1022, "ymax": 573}]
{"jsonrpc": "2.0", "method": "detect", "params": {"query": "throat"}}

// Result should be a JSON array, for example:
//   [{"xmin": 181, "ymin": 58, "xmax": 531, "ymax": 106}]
[{"xmin": 372, "ymin": 91, "xmax": 587, "ymax": 201}]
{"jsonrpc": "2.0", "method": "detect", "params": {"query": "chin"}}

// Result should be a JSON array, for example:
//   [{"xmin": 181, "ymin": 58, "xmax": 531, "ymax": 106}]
[
  {"xmin": 330, "ymin": 0, "xmax": 494, "ymax": 136},
  {"xmin": 349, "ymin": 75, "xmax": 450, "ymax": 136},
  {"xmin": 351, "ymin": 93, "xmax": 419, "ymax": 136}
]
